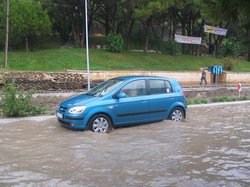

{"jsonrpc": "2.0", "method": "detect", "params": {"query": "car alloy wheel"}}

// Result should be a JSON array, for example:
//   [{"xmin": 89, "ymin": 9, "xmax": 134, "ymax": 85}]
[
  {"xmin": 89, "ymin": 114, "xmax": 112, "ymax": 133},
  {"xmin": 170, "ymin": 107, "xmax": 184, "ymax": 122}
]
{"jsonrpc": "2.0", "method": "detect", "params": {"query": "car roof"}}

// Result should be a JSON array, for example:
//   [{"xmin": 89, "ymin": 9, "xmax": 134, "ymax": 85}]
[{"xmin": 115, "ymin": 75, "xmax": 173, "ymax": 81}]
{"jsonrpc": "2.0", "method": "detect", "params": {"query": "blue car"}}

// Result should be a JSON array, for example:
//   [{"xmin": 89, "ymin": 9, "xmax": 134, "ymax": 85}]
[{"xmin": 56, "ymin": 76, "xmax": 187, "ymax": 133}]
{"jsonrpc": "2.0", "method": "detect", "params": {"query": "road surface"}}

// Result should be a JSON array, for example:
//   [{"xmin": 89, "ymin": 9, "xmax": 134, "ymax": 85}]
[{"xmin": 0, "ymin": 102, "xmax": 250, "ymax": 186}]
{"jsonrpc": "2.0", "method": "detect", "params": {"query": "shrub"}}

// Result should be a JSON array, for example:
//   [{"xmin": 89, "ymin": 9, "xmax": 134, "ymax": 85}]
[
  {"xmin": 220, "ymin": 38, "xmax": 241, "ymax": 57},
  {"xmin": 106, "ymin": 33, "xmax": 124, "ymax": 53},
  {"xmin": 223, "ymin": 57, "xmax": 238, "ymax": 71},
  {"xmin": 0, "ymin": 80, "xmax": 46, "ymax": 117},
  {"xmin": 161, "ymin": 39, "xmax": 180, "ymax": 55},
  {"xmin": 211, "ymin": 96, "xmax": 234, "ymax": 102},
  {"xmin": 186, "ymin": 98, "xmax": 208, "ymax": 105},
  {"xmin": 223, "ymin": 58, "xmax": 234, "ymax": 71}
]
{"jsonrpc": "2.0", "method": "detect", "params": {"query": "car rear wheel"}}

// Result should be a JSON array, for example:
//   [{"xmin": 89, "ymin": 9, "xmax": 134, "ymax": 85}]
[
  {"xmin": 169, "ymin": 107, "xmax": 184, "ymax": 122},
  {"xmin": 88, "ymin": 114, "xmax": 112, "ymax": 133}
]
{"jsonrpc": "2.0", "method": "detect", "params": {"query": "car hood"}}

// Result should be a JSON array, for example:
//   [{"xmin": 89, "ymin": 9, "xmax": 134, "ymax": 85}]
[{"xmin": 60, "ymin": 94, "xmax": 99, "ymax": 108}]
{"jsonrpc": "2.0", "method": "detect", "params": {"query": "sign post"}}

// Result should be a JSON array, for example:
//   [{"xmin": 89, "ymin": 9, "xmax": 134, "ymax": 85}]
[{"xmin": 238, "ymin": 83, "xmax": 242, "ymax": 98}]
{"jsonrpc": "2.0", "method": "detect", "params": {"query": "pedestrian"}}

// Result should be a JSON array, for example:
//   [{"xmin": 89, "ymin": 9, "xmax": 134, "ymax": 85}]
[{"xmin": 200, "ymin": 69, "xmax": 207, "ymax": 85}]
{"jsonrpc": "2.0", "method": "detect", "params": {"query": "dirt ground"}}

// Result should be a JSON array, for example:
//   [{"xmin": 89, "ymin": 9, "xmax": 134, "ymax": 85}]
[{"xmin": 31, "ymin": 86, "xmax": 250, "ymax": 114}]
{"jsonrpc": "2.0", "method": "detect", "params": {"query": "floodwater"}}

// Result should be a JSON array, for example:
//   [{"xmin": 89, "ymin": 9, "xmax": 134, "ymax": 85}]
[{"xmin": 0, "ymin": 103, "xmax": 250, "ymax": 187}]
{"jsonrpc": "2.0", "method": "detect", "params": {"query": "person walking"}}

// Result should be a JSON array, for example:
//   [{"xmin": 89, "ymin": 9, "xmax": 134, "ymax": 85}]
[{"xmin": 200, "ymin": 69, "xmax": 207, "ymax": 85}]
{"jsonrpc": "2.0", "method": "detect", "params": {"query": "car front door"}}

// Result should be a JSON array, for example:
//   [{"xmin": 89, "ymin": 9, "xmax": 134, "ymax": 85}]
[{"xmin": 113, "ymin": 79, "xmax": 150, "ymax": 126}]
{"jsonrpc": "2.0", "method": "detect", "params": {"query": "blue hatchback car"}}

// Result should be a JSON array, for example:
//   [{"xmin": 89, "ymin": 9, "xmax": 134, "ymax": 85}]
[{"xmin": 56, "ymin": 76, "xmax": 187, "ymax": 133}]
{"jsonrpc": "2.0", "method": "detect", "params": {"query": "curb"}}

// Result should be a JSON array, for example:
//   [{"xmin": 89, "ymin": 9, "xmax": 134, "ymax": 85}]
[
  {"xmin": 0, "ymin": 115, "xmax": 55, "ymax": 124},
  {"xmin": 188, "ymin": 100, "xmax": 250, "ymax": 108}
]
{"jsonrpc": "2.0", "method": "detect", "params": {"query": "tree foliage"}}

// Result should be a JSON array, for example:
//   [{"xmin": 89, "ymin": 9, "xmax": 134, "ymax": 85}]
[
  {"xmin": 0, "ymin": 0, "xmax": 51, "ymax": 51},
  {"xmin": 1, "ymin": 0, "xmax": 250, "ymax": 60}
]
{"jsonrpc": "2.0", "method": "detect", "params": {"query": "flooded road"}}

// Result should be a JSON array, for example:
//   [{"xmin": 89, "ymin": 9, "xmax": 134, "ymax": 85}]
[{"xmin": 0, "ymin": 102, "xmax": 250, "ymax": 187}]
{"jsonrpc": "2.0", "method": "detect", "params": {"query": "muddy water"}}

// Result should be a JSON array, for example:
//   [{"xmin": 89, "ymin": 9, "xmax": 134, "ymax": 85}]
[{"xmin": 0, "ymin": 103, "xmax": 250, "ymax": 187}]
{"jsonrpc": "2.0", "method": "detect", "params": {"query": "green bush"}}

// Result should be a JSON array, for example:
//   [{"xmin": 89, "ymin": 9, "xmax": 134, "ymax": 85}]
[
  {"xmin": 221, "ymin": 38, "xmax": 241, "ymax": 57},
  {"xmin": 223, "ymin": 58, "xmax": 235, "ymax": 71},
  {"xmin": 186, "ymin": 98, "xmax": 208, "ymax": 105},
  {"xmin": 239, "ymin": 96, "xmax": 248, "ymax": 101},
  {"xmin": 105, "ymin": 33, "xmax": 124, "ymax": 53},
  {"xmin": 161, "ymin": 39, "xmax": 180, "ymax": 55},
  {"xmin": 211, "ymin": 96, "xmax": 234, "ymax": 102},
  {"xmin": 0, "ymin": 80, "xmax": 46, "ymax": 117},
  {"xmin": 211, "ymin": 96, "xmax": 248, "ymax": 103}
]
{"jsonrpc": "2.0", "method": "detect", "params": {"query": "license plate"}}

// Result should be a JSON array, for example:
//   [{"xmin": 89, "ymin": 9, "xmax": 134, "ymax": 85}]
[{"xmin": 57, "ymin": 112, "xmax": 63, "ymax": 119}]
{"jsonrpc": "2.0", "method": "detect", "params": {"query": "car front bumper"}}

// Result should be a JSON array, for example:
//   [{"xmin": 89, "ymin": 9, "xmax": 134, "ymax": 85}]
[{"xmin": 56, "ymin": 111, "xmax": 87, "ymax": 130}]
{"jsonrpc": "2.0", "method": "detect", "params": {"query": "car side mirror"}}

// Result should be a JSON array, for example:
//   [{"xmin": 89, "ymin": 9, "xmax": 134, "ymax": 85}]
[{"xmin": 116, "ymin": 92, "xmax": 127, "ymax": 99}]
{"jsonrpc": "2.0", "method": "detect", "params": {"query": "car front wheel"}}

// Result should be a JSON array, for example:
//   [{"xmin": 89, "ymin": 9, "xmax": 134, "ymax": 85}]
[
  {"xmin": 88, "ymin": 114, "xmax": 112, "ymax": 133},
  {"xmin": 169, "ymin": 107, "xmax": 184, "ymax": 122}
]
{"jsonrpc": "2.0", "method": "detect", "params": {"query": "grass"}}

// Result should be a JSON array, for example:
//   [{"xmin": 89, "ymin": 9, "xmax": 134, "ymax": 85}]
[
  {"xmin": 0, "ymin": 48, "xmax": 250, "ymax": 72},
  {"xmin": 186, "ymin": 96, "xmax": 249, "ymax": 105}
]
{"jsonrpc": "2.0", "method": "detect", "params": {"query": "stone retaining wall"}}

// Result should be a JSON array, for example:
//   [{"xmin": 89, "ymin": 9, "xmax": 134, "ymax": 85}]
[{"xmin": 0, "ymin": 71, "xmax": 249, "ymax": 91}]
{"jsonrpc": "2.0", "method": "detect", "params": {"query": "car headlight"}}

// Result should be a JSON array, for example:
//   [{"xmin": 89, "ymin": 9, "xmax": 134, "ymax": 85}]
[{"xmin": 68, "ymin": 106, "xmax": 86, "ymax": 114}]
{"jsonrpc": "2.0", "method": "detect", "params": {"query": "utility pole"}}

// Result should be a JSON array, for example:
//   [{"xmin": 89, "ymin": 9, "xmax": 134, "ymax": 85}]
[
  {"xmin": 85, "ymin": 0, "xmax": 90, "ymax": 90},
  {"xmin": 4, "ymin": 0, "xmax": 9, "ymax": 68}
]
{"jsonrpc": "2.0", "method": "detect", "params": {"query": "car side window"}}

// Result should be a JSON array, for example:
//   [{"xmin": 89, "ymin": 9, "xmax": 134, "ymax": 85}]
[
  {"xmin": 121, "ymin": 80, "xmax": 146, "ymax": 97},
  {"xmin": 149, "ymin": 79, "xmax": 172, "ymax": 94},
  {"xmin": 165, "ymin": 81, "xmax": 173, "ymax": 93},
  {"xmin": 149, "ymin": 80, "xmax": 166, "ymax": 95}
]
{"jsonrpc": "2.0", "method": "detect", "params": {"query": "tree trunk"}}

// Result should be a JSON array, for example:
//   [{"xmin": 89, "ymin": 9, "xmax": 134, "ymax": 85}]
[
  {"xmin": 172, "ymin": 8, "xmax": 177, "ymax": 39},
  {"xmin": 30, "ymin": 35, "xmax": 34, "ymax": 52},
  {"xmin": 194, "ymin": 20, "xmax": 204, "ymax": 56},
  {"xmin": 25, "ymin": 35, "xmax": 29, "ymax": 52},
  {"xmin": 125, "ymin": 19, "xmax": 135, "ymax": 50},
  {"xmin": 161, "ymin": 18, "xmax": 165, "ymax": 40},
  {"xmin": 105, "ymin": 3, "xmax": 110, "ymax": 35},
  {"xmin": 113, "ymin": 2, "xmax": 117, "ymax": 34},
  {"xmin": 144, "ymin": 29, "xmax": 149, "ymax": 52},
  {"xmin": 143, "ymin": 17, "xmax": 152, "ymax": 52},
  {"xmin": 181, "ymin": 20, "xmax": 186, "ymax": 54},
  {"xmin": 247, "ymin": 26, "xmax": 250, "ymax": 61},
  {"xmin": 169, "ymin": 16, "xmax": 172, "ymax": 39}
]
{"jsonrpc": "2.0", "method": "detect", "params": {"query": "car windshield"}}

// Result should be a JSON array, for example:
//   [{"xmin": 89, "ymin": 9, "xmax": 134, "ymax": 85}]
[{"xmin": 84, "ymin": 78, "xmax": 124, "ymax": 97}]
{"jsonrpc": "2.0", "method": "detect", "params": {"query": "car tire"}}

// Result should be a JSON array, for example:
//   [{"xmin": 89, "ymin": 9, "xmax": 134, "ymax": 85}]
[
  {"xmin": 88, "ymin": 114, "xmax": 112, "ymax": 133},
  {"xmin": 169, "ymin": 107, "xmax": 184, "ymax": 122}
]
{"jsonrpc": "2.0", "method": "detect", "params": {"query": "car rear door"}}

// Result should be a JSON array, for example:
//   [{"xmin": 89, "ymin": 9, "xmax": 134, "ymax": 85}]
[{"xmin": 147, "ymin": 79, "xmax": 175, "ymax": 120}]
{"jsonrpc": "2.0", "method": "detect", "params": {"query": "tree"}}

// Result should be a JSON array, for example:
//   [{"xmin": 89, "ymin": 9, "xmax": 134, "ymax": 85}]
[
  {"xmin": 0, "ymin": 1, "xmax": 7, "ymax": 47},
  {"xmin": 135, "ymin": 0, "xmax": 163, "ymax": 52},
  {"xmin": 237, "ymin": 0, "xmax": 250, "ymax": 61},
  {"xmin": 9, "ymin": 0, "xmax": 51, "ymax": 51},
  {"xmin": 200, "ymin": 0, "xmax": 238, "ymax": 56},
  {"xmin": 178, "ymin": 0, "xmax": 203, "ymax": 55}
]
